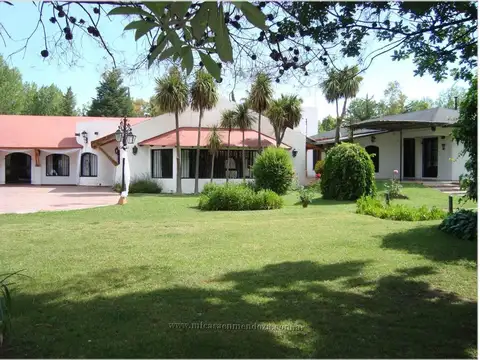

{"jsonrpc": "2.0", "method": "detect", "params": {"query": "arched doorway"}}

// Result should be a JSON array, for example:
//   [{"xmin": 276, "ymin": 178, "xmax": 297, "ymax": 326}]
[{"xmin": 5, "ymin": 152, "xmax": 31, "ymax": 184}]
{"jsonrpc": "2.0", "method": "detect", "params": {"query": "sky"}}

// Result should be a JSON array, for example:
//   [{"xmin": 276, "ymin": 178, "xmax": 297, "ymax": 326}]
[{"xmin": 0, "ymin": 2, "xmax": 468, "ymax": 126}]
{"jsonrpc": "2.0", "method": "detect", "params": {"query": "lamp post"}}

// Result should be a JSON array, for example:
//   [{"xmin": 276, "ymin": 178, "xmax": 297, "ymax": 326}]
[{"xmin": 115, "ymin": 117, "xmax": 136, "ymax": 205}]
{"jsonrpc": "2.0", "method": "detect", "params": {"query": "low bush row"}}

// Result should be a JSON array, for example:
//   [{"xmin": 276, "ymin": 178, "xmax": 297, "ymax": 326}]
[
  {"xmin": 439, "ymin": 209, "xmax": 477, "ymax": 241},
  {"xmin": 114, "ymin": 175, "xmax": 162, "ymax": 194},
  {"xmin": 356, "ymin": 196, "xmax": 446, "ymax": 221},
  {"xmin": 199, "ymin": 183, "xmax": 283, "ymax": 211}
]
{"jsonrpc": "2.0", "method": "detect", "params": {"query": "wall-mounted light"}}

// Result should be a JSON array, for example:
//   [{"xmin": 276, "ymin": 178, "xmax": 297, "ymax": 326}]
[
  {"xmin": 431, "ymin": 126, "xmax": 436, "ymax": 132},
  {"xmin": 442, "ymin": 144, "xmax": 446, "ymax": 150},
  {"xmin": 371, "ymin": 135, "xmax": 376, "ymax": 143},
  {"xmin": 132, "ymin": 145, "xmax": 138, "ymax": 155},
  {"xmin": 81, "ymin": 130, "xmax": 88, "ymax": 144},
  {"xmin": 292, "ymin": 149, "xmax": 298, "ymax": 157},
  {"xmin": 94, "ymin": 131, "xmax": 99, "ymax": 135}
]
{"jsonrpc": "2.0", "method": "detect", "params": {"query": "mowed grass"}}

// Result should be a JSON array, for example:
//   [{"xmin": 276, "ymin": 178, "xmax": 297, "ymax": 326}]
[{"xmin": 0, "ymin": 184, "xmax": 477, "ymax": 358}]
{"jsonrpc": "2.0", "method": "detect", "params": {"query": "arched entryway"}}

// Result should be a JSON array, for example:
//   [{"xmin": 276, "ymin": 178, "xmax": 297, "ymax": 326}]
[{"xmin": 5, "ymin": 152, "xmax": 32, "ymax": 184}]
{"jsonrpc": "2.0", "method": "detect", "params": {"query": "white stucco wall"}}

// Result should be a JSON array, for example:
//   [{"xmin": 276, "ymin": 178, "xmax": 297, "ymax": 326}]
[
  {"xmin": 355, "ymin": 127, "xmax": 465, "ymax": 181},
  {"xmin": 40, "ymin": 150, "xmax": 79, "ymax": 185},
  {"xmin": 451, "ymin": 141, "xmax": 468, "ymax": 182}
]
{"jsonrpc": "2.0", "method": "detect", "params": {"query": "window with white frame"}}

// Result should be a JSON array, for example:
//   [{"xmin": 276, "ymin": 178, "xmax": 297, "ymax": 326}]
[
  {"xmin": 151, "ymin": 149, "xmax": 173, "ymax": 178},
  {"xmin": 46, "ymin": 154, "xmax": 70, "ymax": 176},
  {"xmin": 80, "ymin": 153, "xmax": 98, "ymax": 177}
]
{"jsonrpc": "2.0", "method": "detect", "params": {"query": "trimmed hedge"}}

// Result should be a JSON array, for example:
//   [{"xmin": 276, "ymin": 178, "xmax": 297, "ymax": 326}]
[
  {"xmin": 321, "ymin": 143, "xmax": 376, "ymax": 200},
  {"xmin": 198, "ymin": 183, "xmax": 283, "ymax": 211},
  {"xmin": 356, "ymin": 196, "xmax": 446, "ymax": 221},
  {"xmin": 252, "ymin": 147, "xmax": 294, "ymax": 195},
  {"xmin": 439, "ymin": 209, "xmax": 477, "ymax": 241}
]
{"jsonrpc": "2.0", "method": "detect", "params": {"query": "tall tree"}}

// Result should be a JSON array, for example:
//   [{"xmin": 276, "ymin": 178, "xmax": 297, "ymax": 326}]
[
  {"xmin": 26, "ymin": 84, "xmax": 64, "ymax": 116},
  {"xmin": 155, "ymin": 67, "xmax": 189, "ymax": 194},
  {"xmin": 62, "ymin": 87, "xmax": 76, "ymax": 116},
  {"xmin": 220, "ymin": 109, "xmax": 236, "ymax": 182},
  {"xmin": 318, "ymin": 115, "xmax": 337, "ymax": 133},
  {"xmin": 435, "ymin": 86, "xmax": 467, "ymax": 109},
  {"xmin": 248, "ymin": 72, "xmax": 273, "ymax": 150},
  {"xmin": 0, "ymin": 56, "xmax": 25, "ymax": 115},
  {"xmin": 321, "ymin": 66, "xmax": 362, "ymax": 143},
  {"xmin": 21, "ymin": 82, "xmax": 38, "ymax": 115},
  {"xmin": 231, "ymin": 103, "xmax": 255, "ymax": 180},
  {"xmin": 88, "ymin": 69, "xmax": 134, "ymax": 117},
  {"xmin": 207, "ymin": 125, "xmax": 222, "ymax": 183},
  {"xmin": 132, "ymin": 98, "xmax": 149, "ymax": 117},
  {"xmin": 378, "ymin": 81, "xmax": 407, "ymax": 115},
  {"xmin": 267, "ymin": 94, "xmax": 303, "ymax": 147},
  {"xmin": 452, "ymin": 76, "xmax": 477, "ymax": 202},
  {"xmin": 404, "ymin": 98, "xmax": 434, "ymax": 113},
  {"xmin": 190, "ymin": 70, "xmax": 219, "ymax": 194}
]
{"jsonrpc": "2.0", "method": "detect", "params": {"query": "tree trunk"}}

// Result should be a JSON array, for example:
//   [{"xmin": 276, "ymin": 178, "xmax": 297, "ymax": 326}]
[
  {"xmin": 226, "ymin": 130, "xmax": 231, "ymax": 183},
  {"xmin": 175, "ymin": 111, "xmax": 182, "ymax": 194},
  {"xmin": 340, "ymin": 98, "xmax": 353, "ymax": 142},
  {"xmin": 257, "ymin": 111, "xmax": 262, "ymax": 151},
  {"xmin": 210, "ymin": 154, "xmax": 215, "ymax": 183},
  {"xmin": 279, "ymin": 127, "xmax": 287, "ymax": 146},
  {"xmin": 194, "ymin": 108, "xmax": 203, "ymax": 194},
  {"xmin": 334, "ymin": 98, "xmax": 341, "ymax": 144},
  {"xmin": 242, "ymin": 130, "xmax": 246, "ymax": 181}
]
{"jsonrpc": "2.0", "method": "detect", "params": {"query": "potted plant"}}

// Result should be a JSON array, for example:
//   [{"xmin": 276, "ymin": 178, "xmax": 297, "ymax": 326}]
[{"xmin": 298, "ymin": 187, "xmax": 313, "ymax": 208}]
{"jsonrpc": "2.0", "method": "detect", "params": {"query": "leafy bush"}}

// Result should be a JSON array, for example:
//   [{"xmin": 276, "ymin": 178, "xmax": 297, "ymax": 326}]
[
  {"xmin": 201, "ymin": 182, "xmax": 219, "ymax": 197},
  {"xmin": 356, "ymin": 196, "xmax": 447, "ymax": 221},
  {"xmin": 0, "ymin": 274, "xmax": 11, "ymax": 346},
  {"xmin": 314, "ymin": 159, "xmax": 325, "ymax": 174},
  {"xmin": 252, "ymin": 147, "xmax": 294, "ymax": 195},
  {"xmin": 114, "ymin": 174, "xmax": 162, "ymax": 194},
  {"xmin": 384, "ymin": 170, "xmax": 407, "ymax": 199},
  {"xmin": 439, "ymin": 209, "xmax": 477, "ymax": 241},
  {"xmin": 198, "ymin": 183, "xmax": 283, "ymax": 211},
  {"xmin": 321, "ymin": 143, "xmax": 376, "ymax": 201},
  {"xmin": 298, "ymin": 187, "xmax": 314, "ymax": 206}
]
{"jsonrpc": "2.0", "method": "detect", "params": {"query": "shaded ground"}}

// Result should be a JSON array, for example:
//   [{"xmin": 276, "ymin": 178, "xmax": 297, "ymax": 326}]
[{"xmin": 0, "ymin": 192, "xmax": 476, "ymax": 358}]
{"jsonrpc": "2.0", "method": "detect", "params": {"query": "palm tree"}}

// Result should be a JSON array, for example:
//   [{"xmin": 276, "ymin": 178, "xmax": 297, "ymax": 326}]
[
  {"xmin": 267, "ymin": 95, "xmax": 303, "ymax": 147},
  {"xmin": 155, "ymin": 67, "xmax": 189, "ymax": 194},
  {"xmin": 321, "ymin": 65, "xmax": 362, "ymax": 144},
  {"xmin": 206, "ymin": 125, "xmax": 222, "ymax": 183},
  {"xmin": 231, "ymin": 103, "xmax": 255, "ymax": 180},
  {"xmin": 190, "ymin": 70, "xmax": 219, "ymax": 194},
  {"xmin": 220, "ymin": 109, "xmax": 236, "ymax": 182},
  {"xmin": 266, "ymin": 98, "xmax": 286, "ymax": 147},
  {"xmin": 248, "ymin": 72, "xmax": 273, "ymax": 151}
]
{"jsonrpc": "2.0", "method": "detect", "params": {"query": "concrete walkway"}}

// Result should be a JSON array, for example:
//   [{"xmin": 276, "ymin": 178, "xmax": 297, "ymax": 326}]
[{"xmin": 0, "ymin": 186, "xmax": 119, "ymax": 214}]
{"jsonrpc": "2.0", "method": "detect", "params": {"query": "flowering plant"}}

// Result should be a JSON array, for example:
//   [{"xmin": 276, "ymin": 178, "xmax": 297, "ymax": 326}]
[
  {"xmin": 315, "ymin": 173, "xmax": 321, "ymax": 179},
  {"xmin": 384, "ymin": 169, "xmax": 405, "ymax": 199}
]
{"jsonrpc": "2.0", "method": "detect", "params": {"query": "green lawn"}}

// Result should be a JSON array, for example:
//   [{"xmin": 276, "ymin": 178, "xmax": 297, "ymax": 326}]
[{"xmin": 0, "ymin": 184, "xmax": 476, "ymax": 358}]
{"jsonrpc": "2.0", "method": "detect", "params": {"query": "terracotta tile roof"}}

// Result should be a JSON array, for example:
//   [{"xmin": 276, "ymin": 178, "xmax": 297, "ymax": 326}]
[
  {"xmin": 0, "ymin": 115, "xmax": 148, "ymax": 149},
  {"xmin": 138, "ymin": 127, "xmax": 291, "ymax": 149}
]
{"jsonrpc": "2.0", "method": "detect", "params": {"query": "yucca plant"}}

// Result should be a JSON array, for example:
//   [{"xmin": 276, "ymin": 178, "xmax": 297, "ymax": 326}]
[
  {"xmin": 191, "ymin": 70, "xmax": 219, "ymax": 194},
  {"xmin": 155, "ymin": 67, "xmax": 189, "ymax": 194},
  {"xmin": 0, "ymin": 270, "xmax": 24, "ymax": 347}
]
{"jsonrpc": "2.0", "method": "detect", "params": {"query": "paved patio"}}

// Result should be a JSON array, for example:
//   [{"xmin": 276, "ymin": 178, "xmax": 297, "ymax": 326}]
[{"xmin": 0, "ymin": 186, "xmax": 119, "ymax": 214}]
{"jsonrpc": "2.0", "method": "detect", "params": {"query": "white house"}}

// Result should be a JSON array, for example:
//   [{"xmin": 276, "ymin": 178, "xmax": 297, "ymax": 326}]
[
  {"xmin": 309, "ymin": 107, "xmax": 467, "ymax": 182},
  {"xmin": 0, "ymin": 99, "xmax": 315, "ymax": 193}
]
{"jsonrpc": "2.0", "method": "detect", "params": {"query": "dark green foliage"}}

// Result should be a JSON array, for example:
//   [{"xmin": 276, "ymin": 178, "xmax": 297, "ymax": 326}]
[
  {"xmin": 252, "ymin": 147, "xmax": 294, "ymax": 195},
  {"xmin": 0, "ymin": 55, "xmax": 24, "ymax": 115},
  {"xmin": 114, "ymin": 175, "xmax": 162, "ymax": 194},
  {"xmin": 201, "ymin": 182, "xmax": 219, "ymax": 197},
  {"xmin": 88, "ymin": 69, "xmax": 134, "ymax": 117},
  {"xmin": 439, "ymin": 209, "xmax": 477, "ymax": 241},
  {"xmin": 321, "ymin": 143, "xmax": 376, "ymax": 201},
  {"xmin": 356, "ymin": 196, "xmax": 447, "ymax": 221},
  {"xmin": 314, "ymin": 159, "xmax": 324, "ymax": 174},
  {"xmin": 198, "ymin": 183, "xmax": 283, "ymax": 211},
  {"xmin": 61, "ymin": 87, "xmax": 76, "ymax": 116},
  {"xmin": 452, "ymin": 76, "xmax": 477, "ymax": 202}
]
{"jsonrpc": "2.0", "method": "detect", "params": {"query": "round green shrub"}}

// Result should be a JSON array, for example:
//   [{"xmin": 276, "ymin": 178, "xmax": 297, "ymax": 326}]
[
  {"xmin": 252, "ymin": 147, "xmax": 294, "ymax": 195},
  {"xmin": 314, "ymin": 159, "xmax": 325, "ymax": 174},
  {"xmin": 439, "ymin": 209, "xmax": 477, "ymax": 241},
  {"xmin": 198, "ymin": 183, "xmax": 283, "ymax": 211},
  {"xmin": 321, "ymin": 143, "xmax": 376, "ymax": 200}
]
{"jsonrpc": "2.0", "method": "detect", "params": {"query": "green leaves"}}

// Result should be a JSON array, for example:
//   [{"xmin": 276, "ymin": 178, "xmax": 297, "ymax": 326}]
[
  {"xmin": 212, "ymin": 4, "xmax": 233, "ymax": 62},
  {"xmin": 190, "ymin": 3, "xmax": 209, "ymax": 40},
  {"xmin": 124, "ymin": 20, "xmax": 158, "ymax": 41},
  {"xmin": 199, "ymin": 52, "xmax": 221, "ymax": 81},
  {"xmin": 180, "ymin": 46, "xmax": 194, "ymax": 75},
  {"xmin": 235, "ymin": 2, "xmax": 267, "ymax": 29},
  {"xmin": 148, "ymin": 34, "xmax": 167, "ymax": 68},
  {"xmin": 108, "ymin": 6, "xmax": 152, "ymax": 18}
]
